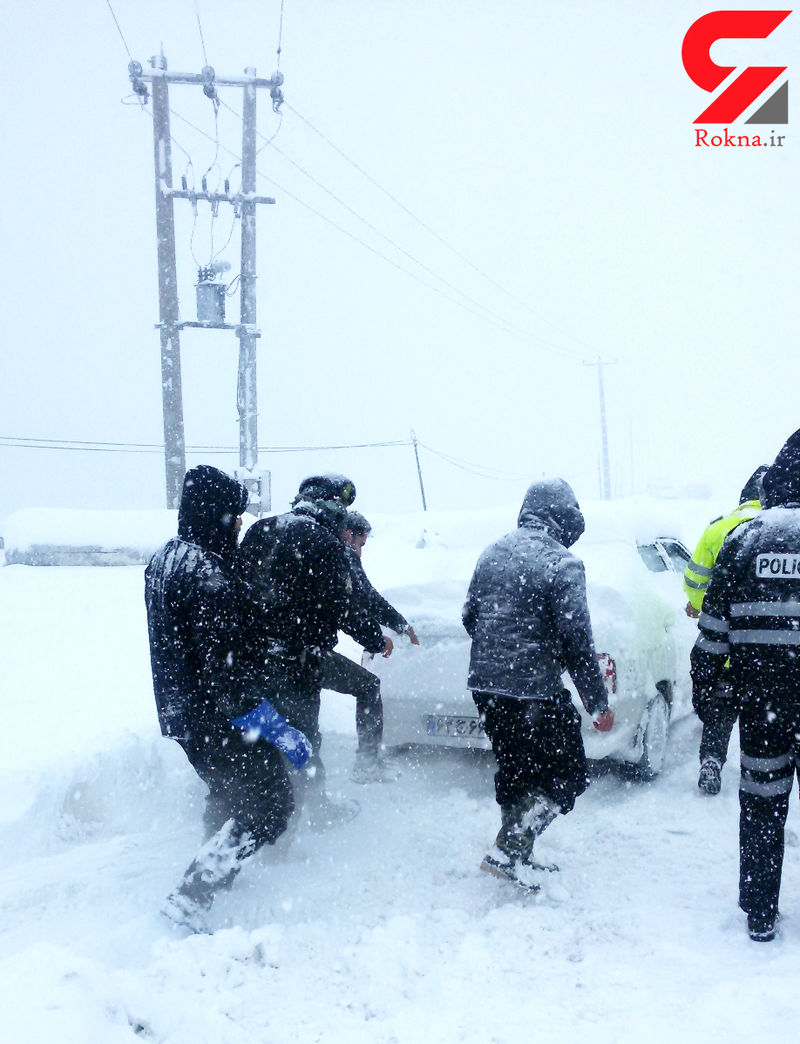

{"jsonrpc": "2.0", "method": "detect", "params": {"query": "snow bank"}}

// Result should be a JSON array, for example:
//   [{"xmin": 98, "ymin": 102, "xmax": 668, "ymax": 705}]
[
  {"xmin": 3, "ymin": 497, "xmax": 800, "ymax": 1044},
  {"xmin": 1, "ymin": 508, "xmax": 262, "ymax": 566}
]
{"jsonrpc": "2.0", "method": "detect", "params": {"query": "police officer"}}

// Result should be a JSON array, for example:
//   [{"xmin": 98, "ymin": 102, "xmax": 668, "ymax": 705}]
[
  {"xmin": 683, "ymin": 466, "xmax": 767, "ymax": 794},
  {"xmin": 691, "ymin": 429, "xmax": 800, "ymax": 942}
]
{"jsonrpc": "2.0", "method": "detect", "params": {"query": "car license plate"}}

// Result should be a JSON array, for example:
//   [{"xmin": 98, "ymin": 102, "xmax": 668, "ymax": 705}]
[{"xmin": 424, "ymin": 714, "xmax": 486, "ymax": 739}]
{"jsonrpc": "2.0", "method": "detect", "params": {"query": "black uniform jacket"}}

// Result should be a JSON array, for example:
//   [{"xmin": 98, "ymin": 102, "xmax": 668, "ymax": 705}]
[
  {"xmin": 692, "ymin": 429, "xmax": 800, "ymax": 701},
  {"xmin": 237, "ymin": 500, "xmax": 387, "ymax": 665}
]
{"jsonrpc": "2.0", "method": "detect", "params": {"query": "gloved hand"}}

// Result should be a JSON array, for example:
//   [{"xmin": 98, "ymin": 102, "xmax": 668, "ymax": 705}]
[
  {"xmin": 592, "ymin": 707, "xmax": 614, "ymax": 732},
  {"xmin": 232, "ymin": 699, "xmax": 312, "ymax": 768}
]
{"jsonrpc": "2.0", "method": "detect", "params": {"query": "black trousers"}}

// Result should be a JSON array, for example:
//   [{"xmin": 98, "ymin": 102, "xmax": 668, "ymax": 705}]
[
  {"xmin": 321, "ymin": 650, "xmax": 383, "ymax": 754},
  {"xmin": 473, "ymin": 690, "xmax": 589, "ymax": 814},
  {"xmin": 693, "ymin": 678, "xmax": 739, "ymax": 765},
  {"xmin": 183, "ymin": 730, "xmax": 294, "ymax": 848},
  {"xmin": 738, "ymin": 695, "xmax": 800, "ymax": 923}
]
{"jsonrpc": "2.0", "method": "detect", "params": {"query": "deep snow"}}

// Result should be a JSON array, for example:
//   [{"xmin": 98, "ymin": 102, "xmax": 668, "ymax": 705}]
[{"xmin": 1, "ymin": 501, "xmax": 799, "ymax": 1044}]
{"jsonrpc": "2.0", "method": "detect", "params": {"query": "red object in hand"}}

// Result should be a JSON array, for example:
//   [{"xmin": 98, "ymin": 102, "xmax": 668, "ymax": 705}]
[{"xmin": 593, "ymin": 708, "xmax": 614, "ymax": 732}]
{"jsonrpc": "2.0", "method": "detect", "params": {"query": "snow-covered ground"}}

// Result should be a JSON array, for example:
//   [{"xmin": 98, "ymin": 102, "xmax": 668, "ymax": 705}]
[{"xmin": 1, "ymin": 501, "xmax": 799, "ymax": 1044}]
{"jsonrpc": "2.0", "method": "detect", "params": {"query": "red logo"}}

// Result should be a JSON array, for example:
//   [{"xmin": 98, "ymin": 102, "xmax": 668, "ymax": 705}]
[{"xmin": 682, "ymin": 10, "xmax": 790, "ymax": 123}]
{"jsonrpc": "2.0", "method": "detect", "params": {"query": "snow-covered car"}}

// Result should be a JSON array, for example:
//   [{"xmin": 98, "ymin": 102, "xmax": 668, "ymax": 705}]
[{"xmin": 368, "ymin": 523, "xmax": 696, "ymax": 780}]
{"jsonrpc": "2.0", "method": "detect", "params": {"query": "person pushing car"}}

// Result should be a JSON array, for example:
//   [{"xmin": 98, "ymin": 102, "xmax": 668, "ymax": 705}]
[{"xmin": 462, "ymin": 477, "xmax": 613, "ymax": 892}]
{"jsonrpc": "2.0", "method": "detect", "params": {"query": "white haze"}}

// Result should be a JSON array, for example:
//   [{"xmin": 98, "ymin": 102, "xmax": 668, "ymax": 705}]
[{"xmin": 0, "ymin": 1, "xmax": 797, "ymax": 526}]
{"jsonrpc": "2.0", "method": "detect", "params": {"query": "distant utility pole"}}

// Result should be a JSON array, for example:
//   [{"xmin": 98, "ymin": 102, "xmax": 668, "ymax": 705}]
[
  {"xmin": 128, "ymin": 54, "xmax": 283, "ymax": 511},
  {"xmin": 411, "ymin": 430, "xmax": 428, "ymax": 511},
  {"xmin": 583, "ymin": 356, "xmax": 617, "ymax": 500}
]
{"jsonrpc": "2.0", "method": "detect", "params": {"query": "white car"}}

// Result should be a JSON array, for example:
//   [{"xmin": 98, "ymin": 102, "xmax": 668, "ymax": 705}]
[{"xmin": 369, "ymin": 527, "xmax": 696, "ymax": 780}]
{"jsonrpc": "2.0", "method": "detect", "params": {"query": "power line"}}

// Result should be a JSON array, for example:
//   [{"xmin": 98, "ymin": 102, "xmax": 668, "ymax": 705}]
[
  {"xmin": 0, "ymin": 433, "xmax": 529, "ymax": 484},
  {"xmin": 284, "ymin": 101, "xmax": 597, "ymax": 358},
  {"xmin": 222, "ymin": 101, "xmax": 582, "ymax": 354},
  {"xmin": 168, "ymin": 109, "xmax": 542, "ymax": 347},
  {"xmin": 194, "ymin": 1, "xmax": 209, "ymax": 66},
  {"xmin": 105, "ymin": 0, "xmax": 133, "ymax": 60},
  {"xmin": 172, "ymin": 102, "xmax": 583, "ymax": 360},
  {"xmin": 0, "ymin": 435, "xmax": 410, "ymax": 454},
  {"xmin": 418, "ymin": 441, "xmax": 531, "ymax": 481},
  {"xmin": 275, "ymin": 0, "xmax": 286, "ymax": 70}
]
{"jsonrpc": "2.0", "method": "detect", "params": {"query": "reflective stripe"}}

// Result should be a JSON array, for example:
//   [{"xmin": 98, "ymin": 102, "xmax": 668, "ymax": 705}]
[
  {"xmin": 740, "ymin": 776, "xmax": 796, "ymax": 798},
  {"xmin": 730, "ymin": 601, "xmax": 800, "ymax": 618},
  {"xmin": 695, "ymin": 635, "xmax": 730, "ymax": 654},
  {"xmin": 685, "ymin": 577, "xmax": 708, "ymax": 591},
  {"xmin": 730, "ymin": 630, "xmax": 800, "ymax": 646},
  {"xmin": 688, "ymin": 560, "xmax": 713, "ymax": 577},
  {"xmin": 741, "ymin": 751, "xmax": 794, "ymax": 772},
  {"xmin": 699, "ymin": 612, "xmax": 729, "ymax": 633}
]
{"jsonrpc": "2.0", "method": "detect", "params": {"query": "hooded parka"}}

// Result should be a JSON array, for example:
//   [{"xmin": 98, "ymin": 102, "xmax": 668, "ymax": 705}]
[
  {"xmin": 462, "ymin": 478, "xmax": 607, "ymax": 715},
  {"xmin": 145, "ymin": 464, "xmax": 250, "ymax": 747}
]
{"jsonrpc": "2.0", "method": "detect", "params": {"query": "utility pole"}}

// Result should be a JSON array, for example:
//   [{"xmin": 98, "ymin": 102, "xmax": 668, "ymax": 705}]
[
  {"xmin": 411, "ymin": 430, "xmax": 428, "ymax": 511},
  {"xmin": 149, "ymin": 53, "xmax": 185, "ymax": 509},
  {"xmin": 128, "ymin": 56, "xmax": 283, "ymax": 513},
  {"xmin": 238, "ymin": 70, "xmax": 259, "ymax": 488},
  {"xmin": 583, "ymin": 356, "xmax": 617, "ymax": 500}
]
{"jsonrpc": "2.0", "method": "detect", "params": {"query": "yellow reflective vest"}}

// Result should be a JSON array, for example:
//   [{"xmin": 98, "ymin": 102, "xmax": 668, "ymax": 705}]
[{"xmin": 683, "ymin": 499, "xmax": 761, "ymax": 612}]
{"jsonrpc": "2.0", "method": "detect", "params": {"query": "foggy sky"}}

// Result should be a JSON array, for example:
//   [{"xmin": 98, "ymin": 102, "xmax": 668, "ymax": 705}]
[{"xmin": 1, "ymin": 1, "xmax": 797, "ymax": 524}]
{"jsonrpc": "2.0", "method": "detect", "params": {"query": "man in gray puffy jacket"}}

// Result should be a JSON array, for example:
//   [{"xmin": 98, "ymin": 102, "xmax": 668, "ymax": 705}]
[{"xmin": 463, "ymin": 478, "xmax": 613, "ymax": 890}]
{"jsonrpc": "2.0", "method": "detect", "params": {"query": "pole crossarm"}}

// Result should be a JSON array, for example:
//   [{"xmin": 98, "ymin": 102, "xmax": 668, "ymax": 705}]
[
  {"xmin": 132, "ymin": 67, "xmax": 284, "ymax": 90},
  {"xmin": 163, "ymin": 188, "xmax": 276, "ymax": 205},
  {"xmin": 154, "ymin": 321, "xmax": 262, "ymax": 336}
]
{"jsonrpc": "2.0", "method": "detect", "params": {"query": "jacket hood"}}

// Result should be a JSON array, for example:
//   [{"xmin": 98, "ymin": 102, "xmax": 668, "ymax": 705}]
[
  {"xmin": 291, "ymin": 497, "xmax": 348, "ymax": 537},
  {"xmin": 177, "ymin": 465, "xmax": 248, "ymax": 558},
  {"xmin": 739, "ymin": 465, "xmax": 769, "ymax": 504},
  {"xmin": 517, "ymin": 478, "xmax": 585, "ymax": 548},
  {"xmin": 761, "ymin": 428, "xmax": 800, "ymax": 508}
]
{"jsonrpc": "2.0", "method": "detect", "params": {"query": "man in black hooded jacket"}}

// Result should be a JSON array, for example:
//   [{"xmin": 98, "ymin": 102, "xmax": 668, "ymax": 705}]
[
  {"xmin": 145, "ymin": 465, "xmax": 311, "ymax": 932},
  {"xmin": 691, "ymin": 428, "xmax": 800, "ymax": 942},
  {"xmin": 236, "ymin": 474, "xmax": 390, "ymax": 815},
  {"xmin": 463, "ymin": 478, "xmax": 613, "ymax": 890}
]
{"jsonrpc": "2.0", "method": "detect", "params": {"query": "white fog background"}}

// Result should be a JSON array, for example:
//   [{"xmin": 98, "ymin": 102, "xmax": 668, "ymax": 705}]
[{"xmin": 0, "ymin": 0, "xmax": 797, "ymax": 523}]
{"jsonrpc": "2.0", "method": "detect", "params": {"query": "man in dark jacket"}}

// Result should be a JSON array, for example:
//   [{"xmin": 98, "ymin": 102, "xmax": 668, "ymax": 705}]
[
  {"xmin": 463, "ymin": 478, "xmax": 614, "ymax": 890},
  {"xmin": 237, "ymin": 475, "xmax": 390, "ymax": 820},
  {"xmin": 321, "ymin": 509, "xmax": 419, "ymax": 784},
  {"xmin": 691, "ymin": 429, "xmax": 800, "ymax": 942},
  {"xmin": 145, "ymin": 465, "xmax": 312, "ymax": 932}
]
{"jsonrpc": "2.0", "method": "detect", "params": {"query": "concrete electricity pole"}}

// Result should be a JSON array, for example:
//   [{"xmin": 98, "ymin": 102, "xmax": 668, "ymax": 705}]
[
  {"xmin": 583, "ymin": 356, "xmax": 617, "ymax": 500},
  {"xmin": 128, "ymin": 55, "xmax": 283, "ymax": 511},
  {"xmin": 149, "ymin": 53, "xmax": 185, "ymax": 509}
]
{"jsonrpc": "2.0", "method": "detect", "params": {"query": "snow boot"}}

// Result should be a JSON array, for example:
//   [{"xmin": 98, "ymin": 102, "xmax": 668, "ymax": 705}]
[
  {"xmin": 698, "ymin": 756, "xmax": 722, "ymax": 796},
  {"xmin": 519, "ymin": 794, "xmax": 559, "ymax": 852},
  {"xmin": 480, "ymin": 799, "xmax": 545, "ymax": 892},
  {"xmin": 518, "ymin": 794, "xmax": 560, "ymax": 876},
  {"xmin": 350, "ymin": 749, "xmax": 399, "ymax": 784},
  {"xmin": 747, "ymin": 911, "xmax": 777, "ymax": 942},
  {"xmin": 162, "ymin": 890, "xmax": 211, "ymax": 935},
  {"xmin": 162, "ymin": 818, "xmax": 255, "ymax": 933}
]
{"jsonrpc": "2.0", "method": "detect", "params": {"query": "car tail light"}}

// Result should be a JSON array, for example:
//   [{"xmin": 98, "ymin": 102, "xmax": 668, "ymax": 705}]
[{"xmin": 597, "ymin": 652, "xmax": 617, "ymax": 694}]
